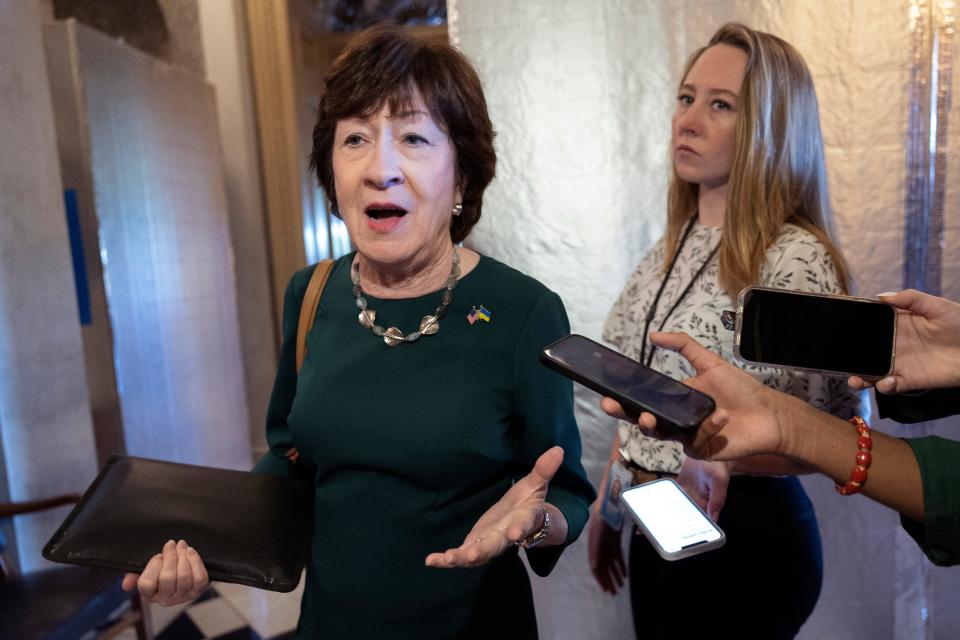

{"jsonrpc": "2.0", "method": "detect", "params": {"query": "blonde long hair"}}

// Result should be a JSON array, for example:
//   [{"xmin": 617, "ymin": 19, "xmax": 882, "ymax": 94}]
[{"xmin": 664, "ymin": 23, "xmax": 850, "ymax": 295}]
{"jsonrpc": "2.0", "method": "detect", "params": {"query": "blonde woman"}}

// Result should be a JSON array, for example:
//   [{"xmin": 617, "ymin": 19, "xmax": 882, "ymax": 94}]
[{"xmin": 589, "ymin": 23, "xmax": 864, "ymax": 638}]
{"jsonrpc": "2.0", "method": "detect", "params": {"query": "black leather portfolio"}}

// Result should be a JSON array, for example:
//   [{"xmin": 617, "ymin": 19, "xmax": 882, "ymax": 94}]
[{"xmin": 43, "ymin": 455, "xmax": 311, "ymax": 592}]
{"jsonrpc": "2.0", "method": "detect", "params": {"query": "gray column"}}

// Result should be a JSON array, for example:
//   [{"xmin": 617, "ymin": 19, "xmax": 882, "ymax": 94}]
[{"xmin": 0, "ymin": 0, "xmax": 99, "ymax": 573}]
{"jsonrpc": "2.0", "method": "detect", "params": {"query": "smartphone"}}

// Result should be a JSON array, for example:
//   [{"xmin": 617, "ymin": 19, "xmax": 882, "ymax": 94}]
[
  {"xmin": 621, "ymin": 478, "xmax": 726, "ymax": 561},
  {"xmin": 734, "ymin": 286, "xmax": 897, "ymax": 379},
  {"xmin": 540, "ymin": 334, "xmax": 716, "ymax": 434}
]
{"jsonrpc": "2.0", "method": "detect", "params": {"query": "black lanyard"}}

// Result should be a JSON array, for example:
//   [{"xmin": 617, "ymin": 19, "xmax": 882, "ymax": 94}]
[{"xmin": 639, "ymin": 219, "xmax": 720, "ymax": 367}]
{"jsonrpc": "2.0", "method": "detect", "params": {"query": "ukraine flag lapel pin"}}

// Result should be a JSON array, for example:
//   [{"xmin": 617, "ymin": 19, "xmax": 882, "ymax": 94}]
[{"xmin": 467, "ymin": 305, "xmax": 492, "ymax": 325}]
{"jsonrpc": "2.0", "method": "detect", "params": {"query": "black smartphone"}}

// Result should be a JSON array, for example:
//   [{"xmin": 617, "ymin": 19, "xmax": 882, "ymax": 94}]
[
  {"xmin": 734, "ymin": 286, "xmax": 897, "ymax": 379},
  {"xmin": 540, "ymin": 334, "xmax": 716, "ymax": 433}
]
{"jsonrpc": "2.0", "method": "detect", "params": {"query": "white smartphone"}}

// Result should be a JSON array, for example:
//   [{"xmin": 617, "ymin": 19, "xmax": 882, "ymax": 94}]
[{"xmin": 621, "ymin": 478, "xmax": 726, "ymax": 561}]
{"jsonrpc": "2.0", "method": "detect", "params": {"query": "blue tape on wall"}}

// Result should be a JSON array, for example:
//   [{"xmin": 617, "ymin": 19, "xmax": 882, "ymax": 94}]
[{"xmin": 64, "ymin": 189, "xmax": 92, "ymax": 325}]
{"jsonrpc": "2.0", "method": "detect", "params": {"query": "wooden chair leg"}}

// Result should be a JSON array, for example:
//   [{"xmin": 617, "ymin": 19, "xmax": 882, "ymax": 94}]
[
  {"xmin": 97, "ymin": 612, "xmax": 140, "ymax": 640},
  {"xmin": 97, "ymin": 591, "xmax": 154, "ymax": 640},
  {"xmin": 133, "ymin": 592, "xmax": 154, "ymax": 640}
]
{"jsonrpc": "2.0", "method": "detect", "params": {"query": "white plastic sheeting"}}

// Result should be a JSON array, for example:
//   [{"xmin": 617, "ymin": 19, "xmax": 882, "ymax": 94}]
[
  {"xmin": 454, "ymin": 1, "xmax": 960, "ymax": 638},
  {"xmin": 47, "ymin": 21, "xmax": 252, "ymax": 470}
]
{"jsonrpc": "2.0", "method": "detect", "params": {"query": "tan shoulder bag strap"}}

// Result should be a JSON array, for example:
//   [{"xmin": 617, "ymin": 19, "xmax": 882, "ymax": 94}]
[{"xmin": 296, "ymin": 259, "xmax": 335, "ymax": 373}]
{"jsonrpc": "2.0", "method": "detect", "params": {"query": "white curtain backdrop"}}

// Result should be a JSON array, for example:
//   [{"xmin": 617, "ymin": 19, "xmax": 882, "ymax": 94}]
[{"xmin": 452, "ymin": 1, "xmax": 960, "ymax": 638}]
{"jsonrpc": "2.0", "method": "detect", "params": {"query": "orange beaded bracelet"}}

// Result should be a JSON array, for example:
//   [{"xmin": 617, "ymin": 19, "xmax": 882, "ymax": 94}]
[{"xmin": 835, "ymin": 416, "xmax": 872, "ymax": 496}]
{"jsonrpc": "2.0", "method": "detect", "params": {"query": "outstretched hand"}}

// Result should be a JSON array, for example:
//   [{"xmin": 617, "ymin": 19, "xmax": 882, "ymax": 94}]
[
  {"xmin": 425, "ymin": 446, "xmax": 566, "ymax": 569},
  {"xmin": 849, "ymin": 289, "xmax": 960, "ymax": 394}
]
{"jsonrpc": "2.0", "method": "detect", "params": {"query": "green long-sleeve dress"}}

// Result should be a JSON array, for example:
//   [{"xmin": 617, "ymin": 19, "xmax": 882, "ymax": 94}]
[{"xmin": 254, "ymin": 253, "xmax": 595, "ymax": 639}]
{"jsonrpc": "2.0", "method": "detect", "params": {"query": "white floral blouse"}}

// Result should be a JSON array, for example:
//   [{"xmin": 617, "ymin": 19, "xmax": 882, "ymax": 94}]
[{"xmin": 603, "ymin": 220, "xmax": 866, "ymax": 474}]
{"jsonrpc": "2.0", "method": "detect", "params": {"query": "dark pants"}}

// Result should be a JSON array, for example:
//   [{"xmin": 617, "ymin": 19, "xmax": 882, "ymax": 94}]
[{"xmin": 629, "ymin": 476, "xmax": 823, "ymax": 640}]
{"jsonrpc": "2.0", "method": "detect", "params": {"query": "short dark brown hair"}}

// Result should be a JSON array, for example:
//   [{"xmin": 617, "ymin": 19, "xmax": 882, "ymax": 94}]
[{"xmin": 310, "ymin": 23, "xmax": 496, "ymax": 244}]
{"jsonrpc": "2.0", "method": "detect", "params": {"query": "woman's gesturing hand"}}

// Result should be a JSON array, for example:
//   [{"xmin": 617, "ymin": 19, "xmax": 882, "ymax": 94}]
[
  {"xmin": 121, "ymin": 539, "xmax": 209, "ymax": 606},
  {"xmin": 425, "ymin": 446, "xmax": 567, "ymax": 569}
]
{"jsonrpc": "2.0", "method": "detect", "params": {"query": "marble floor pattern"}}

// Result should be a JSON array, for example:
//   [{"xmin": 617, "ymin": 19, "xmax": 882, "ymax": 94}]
[{"xmin": 113, "ymin": 576, "xmax": 303, "ymax": 640}]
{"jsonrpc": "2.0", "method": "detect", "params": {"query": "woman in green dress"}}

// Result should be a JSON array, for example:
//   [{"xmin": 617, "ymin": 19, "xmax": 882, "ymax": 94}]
[{"xmin": 124, "ymin": 23, "xmax": 595, "ymax": 639}]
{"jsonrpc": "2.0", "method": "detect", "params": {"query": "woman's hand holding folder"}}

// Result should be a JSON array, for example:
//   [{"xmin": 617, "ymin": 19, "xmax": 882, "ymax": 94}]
[{"xmin": 122, "ymin": 538, "xmax": 209, "ymax": 605}]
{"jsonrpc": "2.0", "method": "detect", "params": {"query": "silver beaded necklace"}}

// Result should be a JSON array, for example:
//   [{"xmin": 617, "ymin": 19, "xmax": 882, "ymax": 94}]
[{"xmin": 352, "ymin": 248, "xmax": 460, "ymax": 347}]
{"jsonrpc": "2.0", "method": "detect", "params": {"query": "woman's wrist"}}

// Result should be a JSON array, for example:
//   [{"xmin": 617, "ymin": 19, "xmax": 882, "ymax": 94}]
[
  {"xmin": 779, "ymin": 395, "xmax": 857, "ymax": 476},
  {"xmin": 541, "ymin": 502, "xmax": 568, "ymax": 547},
  {"xmin": 770, "ymin": 390, "xmax": 809, "ymax": 459}
]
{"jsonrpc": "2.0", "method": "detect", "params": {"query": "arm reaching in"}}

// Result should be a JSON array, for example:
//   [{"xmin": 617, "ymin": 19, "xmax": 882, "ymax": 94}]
[{"xmin": 605, "ymin": 331, "xmax": 925, "ymax": 521}]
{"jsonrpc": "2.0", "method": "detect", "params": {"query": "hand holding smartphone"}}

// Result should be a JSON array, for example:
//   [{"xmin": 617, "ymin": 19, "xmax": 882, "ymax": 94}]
[
  {"xmin": 734, "ymin": 286, "xmax": 897, "ymax": 379},
  {"xmin": 621, "ymin": 478, "xmax": 725, "ymax": 561},
  {"xmin": 540, "ymin": 334, "xmax": 715, "ymax": 434}
]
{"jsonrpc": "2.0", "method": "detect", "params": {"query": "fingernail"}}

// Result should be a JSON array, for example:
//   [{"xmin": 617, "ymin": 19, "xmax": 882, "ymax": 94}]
[
  {"xmin": 878, "ymin": 291, "xmax": 897, "ymax": 297},
  {"xmin": 166, "ymin": 539, "xmax": 175, "ymax": 546},
  {"xmin": 188, "ymin": 546, "xmax": 196, "ymax": 554}
]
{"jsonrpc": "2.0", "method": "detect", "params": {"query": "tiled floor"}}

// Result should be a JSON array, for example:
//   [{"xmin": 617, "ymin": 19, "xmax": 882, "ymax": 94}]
[{"xmin": 114, "ymin": 576, "xmax": 303, "ymax": 639}]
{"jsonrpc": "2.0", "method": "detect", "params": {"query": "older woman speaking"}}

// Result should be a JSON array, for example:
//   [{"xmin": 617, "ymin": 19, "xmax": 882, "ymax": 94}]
[{"xmin": 123, "ymin": 23, "xmax": 594, "ymax": 639}]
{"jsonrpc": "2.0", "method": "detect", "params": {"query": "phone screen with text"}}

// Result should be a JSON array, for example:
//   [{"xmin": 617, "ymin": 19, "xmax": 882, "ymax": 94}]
[{"xmin": 622, "ymin": 480, "xmax": 722, "ymax": 554}]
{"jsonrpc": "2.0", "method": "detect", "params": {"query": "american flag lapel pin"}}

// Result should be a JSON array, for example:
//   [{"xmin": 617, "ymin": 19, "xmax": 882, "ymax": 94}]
[{"xmin": 467, "ymin": 305, "xmax": 492, "ymax": 325}]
